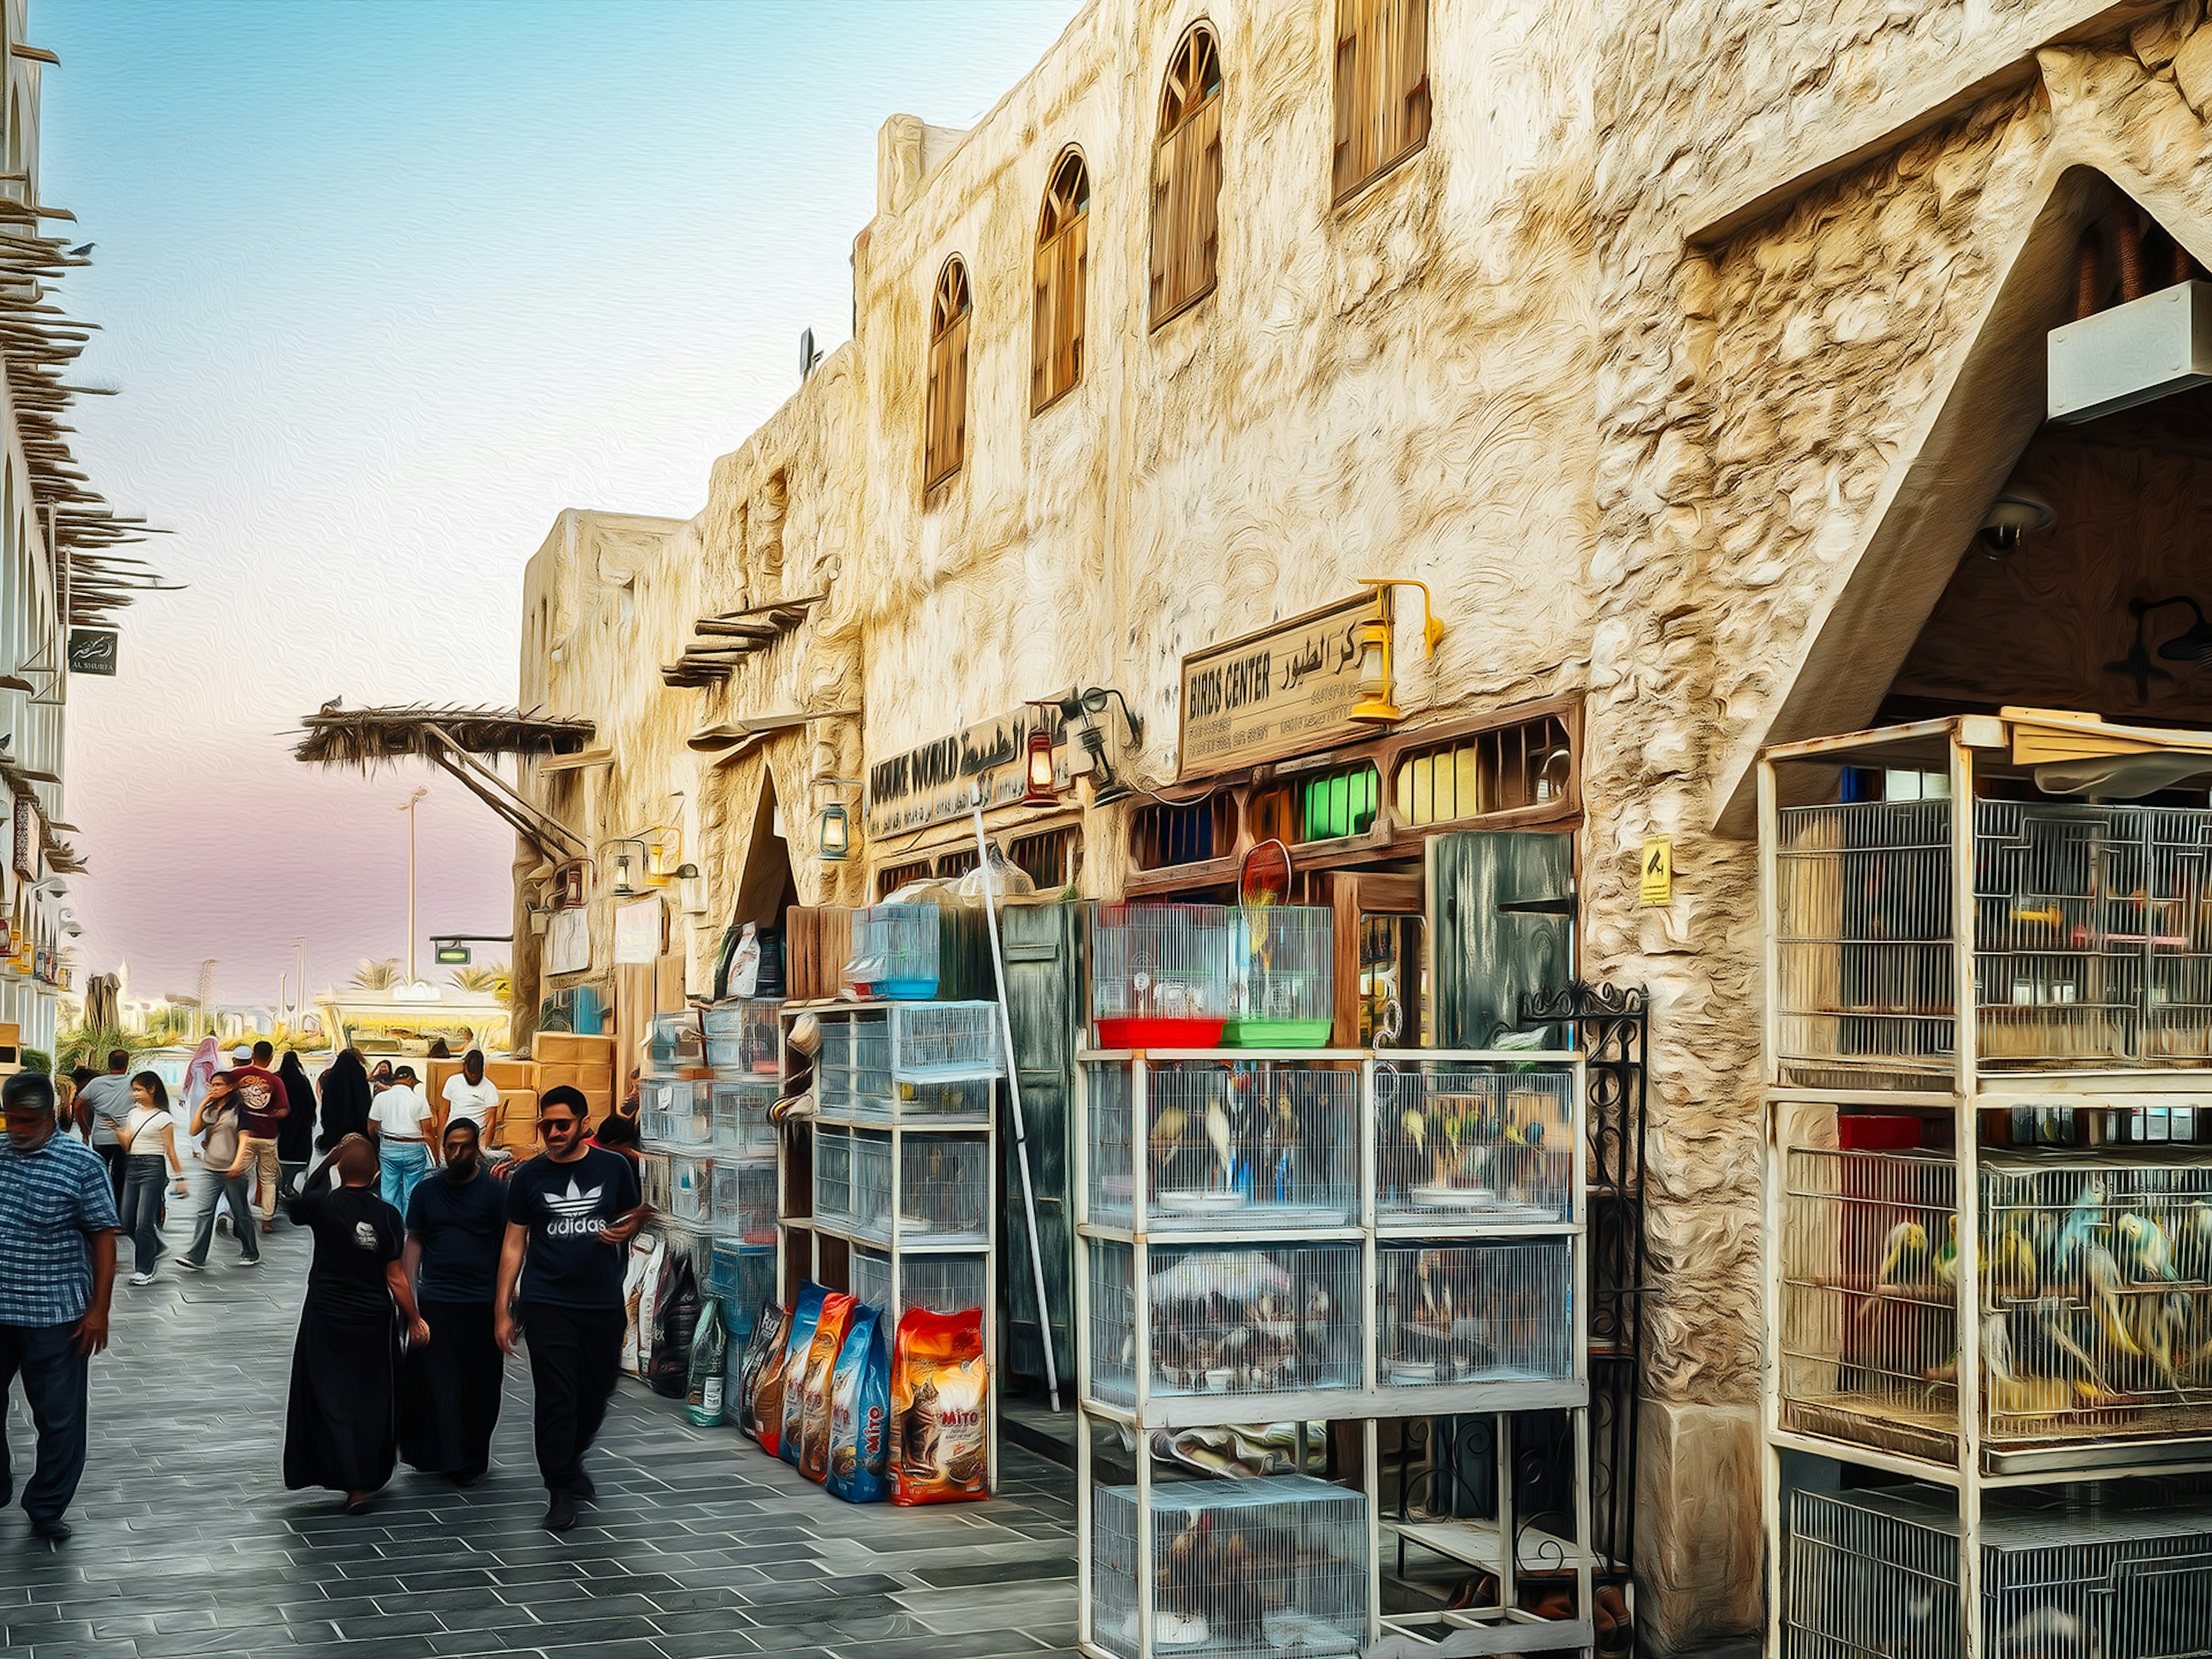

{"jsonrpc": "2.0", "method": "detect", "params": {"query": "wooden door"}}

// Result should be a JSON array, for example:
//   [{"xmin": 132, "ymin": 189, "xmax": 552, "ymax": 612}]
[
  {"xmin": 997, "ymin": 900, "xmax": 1081, "ymax": 1389},
  {"xmin": 1325, "ymin": 870, "xmax": 1424, "ymax": 1048},
  {"xmin": 1427, "ymin": 831, "xmax": 1574, "ymax": 1049}
]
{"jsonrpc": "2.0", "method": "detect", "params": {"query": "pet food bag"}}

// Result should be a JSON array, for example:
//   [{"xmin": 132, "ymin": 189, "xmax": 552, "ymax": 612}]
[
  {"xmin": 824, "ymin": 1306, "xmax": 888, "ymax": 1505},
  {"xmin": 794, "ymin": 1291, "xmax": 855, "ymax": 1481},
  {"xmin": 684, "ymin": 1297, "xmax": 727, "ymax": 1426},
  {"xmin": 648, "ymin": 1248, "xmax": 703, "ymax": 1399},
  {"xmin": 775, "ymin": 1283, "xmax": 829, "ymax": 1466},
  {"xmin": 889, "ymin": 1308, "xmax": 990, "ymax": 1505},
  {"xmin": 623, "ymin": 1232, "xmax": 666, "ymax": 1375},
  {"xmin": 743, "ymin": 1304, "xmax": 796, "ymax": 1450}
]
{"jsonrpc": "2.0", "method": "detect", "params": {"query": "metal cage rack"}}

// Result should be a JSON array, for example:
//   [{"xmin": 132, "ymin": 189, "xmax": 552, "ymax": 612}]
[
  {"xmin": 812, "ymin": 1001, "xmax": 1002, "ymax": 1124},
  {"xmin": 1760, "ymin": 715, "xmax": 2212, "ymax": 1659},
  {"xmin": 702, "ymin": 997, "xmax": 783, "ymax": 1075},
  {"xmin": 1075, "ymin": 1050, "xmax": 1596, "ymax": 1659}
]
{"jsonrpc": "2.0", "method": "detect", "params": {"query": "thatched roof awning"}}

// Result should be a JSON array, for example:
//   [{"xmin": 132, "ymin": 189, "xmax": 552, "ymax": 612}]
[{"xmin": 293, "ymin": 703, "xmax": 596, "ymax": 767}]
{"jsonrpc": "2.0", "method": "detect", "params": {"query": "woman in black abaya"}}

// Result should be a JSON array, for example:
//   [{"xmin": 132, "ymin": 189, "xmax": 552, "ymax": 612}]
[{"xmin": 283, "ymin": 1135, "xmax": 429, "ymax": 1513}]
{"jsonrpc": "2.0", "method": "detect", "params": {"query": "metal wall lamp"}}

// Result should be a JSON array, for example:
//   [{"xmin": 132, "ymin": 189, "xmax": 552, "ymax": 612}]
[
  {"xmin": 1351, "ymin": 577, "xmax": 1447, "ymax": 725},
  {"xmin": 600, "ymin": 837, "xmax": 648, "ymax": 896},
  {"xmin": 812, "ymin": 778, "xmax": 861, "ymax": 863},
  {"xmin": 2108, "ymin": 593, "xmax": 2212, "ymax": 702},
  {"xmin": 1056, "ymin": 687, "xmax": 1144, "ymax": 805}
]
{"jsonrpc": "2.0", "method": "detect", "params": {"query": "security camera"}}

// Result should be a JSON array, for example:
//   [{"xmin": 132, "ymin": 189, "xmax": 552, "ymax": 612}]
[{"xmin": 1979, "ymin": 490, "xmax": 2056, "ymax": 556}]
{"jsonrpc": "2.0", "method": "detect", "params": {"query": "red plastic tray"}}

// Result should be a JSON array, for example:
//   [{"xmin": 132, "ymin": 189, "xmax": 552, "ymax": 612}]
[{"xmin": 1094, "ymin": 1017, "xmax": 1226, "ymax": 1050}]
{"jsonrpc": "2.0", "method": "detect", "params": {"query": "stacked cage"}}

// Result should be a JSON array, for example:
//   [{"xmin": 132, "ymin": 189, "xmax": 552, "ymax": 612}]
[
  {"xmin": 702, "ymin": 997, "xmax": 781, "ymax": 1331},
  {"xmin": 842, "ymin": 904, "xmax": 941, "ymax": 1000},
  {"xmin": 1090, "ymin": 903, "xmax": 1233, "ymax": 1047},
  {"xmin": 1224, "ymin": 906, "xmax": 1334, "ymax": 1048}
]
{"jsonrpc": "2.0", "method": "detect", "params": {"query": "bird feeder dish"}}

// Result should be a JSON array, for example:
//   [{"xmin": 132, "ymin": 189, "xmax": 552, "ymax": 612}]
[
  {"xmin": 1223, "ymin": 905, "xmax": 1334, "ymax": 1047},
  {"xmin": 1089, "ymin": 902, "xmax": 1233, "ymax": 1048},
  {"xmin": 842, "ymin": 904, "xmax": 941, "ymax": 1000}
]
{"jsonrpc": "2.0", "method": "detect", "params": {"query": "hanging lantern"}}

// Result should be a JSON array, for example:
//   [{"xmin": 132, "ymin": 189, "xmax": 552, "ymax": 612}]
[
  {"xmin": 611, "ymin": 851, "xmax": 637, "ymax": 895},
  {"xmin": 1349, "ymin": 611, "xmax": 1402, "ymax": 723},
  {"xmin": 818, "ymin": 801, "xmax": 851, "ymax": 862},
  {"xmin": 1022, "ymin": 710, "xmax": 1058, "ymax": 806}
]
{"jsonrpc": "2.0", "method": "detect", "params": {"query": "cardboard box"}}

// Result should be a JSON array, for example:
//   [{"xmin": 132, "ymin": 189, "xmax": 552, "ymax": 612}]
[
  {"xmin": 484, "ymin": 1059, "xmax": 535, "ymax": 1090},
  {"xmin": 428, "ymin": 1059, "xmax": 462, "ymax": 1100},
  {"xmin": 496, "ymin": 1118, "xmax": 541, "ymax": 1153},
  {"xmin": 497, "ymin": 1088, "xmax": 539, "ymax": 1122},
  {"xmin": 537, "ymin": 1062, "xmax": 614, "ymax": 1096},
  {"xmin": 535, "ymin": 1031, "xmax": 615, "ymax": 1066},
  {"xmin": 582, "ymin": 1089, "xmax": 615, "ymax": 1120}
]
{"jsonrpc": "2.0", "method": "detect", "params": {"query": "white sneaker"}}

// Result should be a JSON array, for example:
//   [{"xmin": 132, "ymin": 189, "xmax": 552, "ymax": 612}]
[{"xmin": 129, "ymin": 1271, "xmax": 156, "ymax": 1287}]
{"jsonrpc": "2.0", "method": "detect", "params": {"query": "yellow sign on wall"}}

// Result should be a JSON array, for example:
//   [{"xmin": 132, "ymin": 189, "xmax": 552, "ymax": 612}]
[{"xmin": 1639, "ymin": 835, "xmax": 1673, "ymax": 906}]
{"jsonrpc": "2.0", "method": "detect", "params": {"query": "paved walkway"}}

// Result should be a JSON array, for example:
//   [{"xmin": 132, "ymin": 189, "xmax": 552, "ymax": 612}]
[{"xmin": 0, "ymin": 1209, "xmax": 1080, "ymax": 1659}]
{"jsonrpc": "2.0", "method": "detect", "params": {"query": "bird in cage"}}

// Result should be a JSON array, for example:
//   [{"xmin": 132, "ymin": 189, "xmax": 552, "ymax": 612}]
[
  {"xmin": 2115, "ymin": 1211, "xmax": 2180, "ymax": 1283},
  {"xmin": 1157, "ymin": 1511, "xmax": 1263, "ymax": 1646},
  {"xmin": 2131, "ymin": 1286, "xmax": 2190, "ymax": 1396},
  {"xmin": 2043, "ymin": 1176, "xmax": 2109, "ymax": 1288},
  {"xmin": 2016, "ymin": 1296, "xmax": 2112, "ymax": 1396},
  {"xmin": 1995, "ymin": 1605, "xmax": 2093, "ymax": 1659},
  {"xmin": 2177, "ymin": 1201, "xmax": 2212, "ymax": 1284},
  {"xmin": 2084, "ymin": 1245, "xmax": 2146, "ymax": 1367}
]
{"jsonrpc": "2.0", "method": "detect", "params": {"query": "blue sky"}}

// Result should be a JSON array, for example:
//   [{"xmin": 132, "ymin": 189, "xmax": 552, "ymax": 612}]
[{"xmin": 41, "ymin": 0, "xmax": 1080, "ymax": 1007}]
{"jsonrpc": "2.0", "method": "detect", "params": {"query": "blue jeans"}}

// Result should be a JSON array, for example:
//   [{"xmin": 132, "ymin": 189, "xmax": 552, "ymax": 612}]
[
  {"xmin": 185, "ymin": 1168, "xmax": 260, "ymax": 1264},
  {"xmin": 0, "ymin": 1320, "xmax": 90, "ymax": 1523},
  {"xmin": 119, "ymin": 1154, "xmax": 171, "ymax": 1274},
  {"xmin": 380, "ymin": 1139, "xmax": 429, "ymax": 1213}
]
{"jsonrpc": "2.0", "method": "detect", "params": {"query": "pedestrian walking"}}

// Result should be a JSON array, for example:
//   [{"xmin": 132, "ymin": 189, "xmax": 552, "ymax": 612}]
[
  {"xmin": 77, "ymin": 1051, "xmax": 134, "ymax": 1203},
  {"xmin": 400, "ymin": 1119, "xmax": 505, "ymax": 1484},
  {"xmin": 439, "ymin": 1049, "xmax": 501, "ymax": 1145},
  {"xmin": 118, "ymin": 1075, "xmax": 187, "ymax": 1286},
  {"xmin": 589, "ymin": 1109, "xmax": 639, "ymax": 1169},
  {"xmin": 317, "ymin": 1048, "xmax": 373, "ymax": 1155},
  {"xmin": 370, "ymin": 1066, "xmax": 437, "ymax": 1212},
  {"xmin": 494, "ymin": 1086, "xmax": 644, "ymax": 1531},
  {"xmin": 275, "ymin": 1050, "xmax": 316, "ymax": 1202},
  {"xmin": 282, "ymin": 1135, "xmax": 427, "ymax": 1516},
  {"xmin": 176, "ymin": 1073, "xmax": 260, "ymax": 1272},
  {"xmin": 229, "ymin": 1042, "xmax": 292, "ymax": 1235},
  {"xmin": 0, "ymin": 1070, "xmax": 119, "ymax": 1541}
]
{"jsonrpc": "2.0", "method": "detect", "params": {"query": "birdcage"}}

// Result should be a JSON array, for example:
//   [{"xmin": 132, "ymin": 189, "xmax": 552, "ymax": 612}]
[
  {"xmin": 653, "ymin": 1218, "xmax": 714, "ymax": 1289},
  {"xmin": 1224, "ymin": 906, "xmax": 1334, "ymax": 1047},
  {"xmin": 706, "ymin": 1239, "xmax": 776, "ymax": 1310},
  {"xmin": 1772, "ymin": 796, "xmax": 2212, "ymax": 1084},
  {"xmin": 1785, "ymin": 1482, "xmax": 2212, "ymax": 1659},
  {"xmin": 1087, "ymin": 1240, "xmax": 1359, "ymax": 1406},
  {"xmin": 1090, "ymin": 1476, "xmax": 1370, "ymax": 1659},
  {"xmin": 639, "ymin": 1150, "xmax": 671, "ymax": 1214},
  {"xmin": 842, "ymin": 904, "xmax": 941, "ymax": 999},
  {"xmin": 639, "ymin": 1077, "xmax": 713, "ymax": 1150},
  {"xmin": 891, "ymin": 1001, "xmax": 1003, "ymax": 1075},
  {"xmin": 1085, "ymin": 1059, "xmax": 1358, "ymax": 1232},
  {"xmin": 710, "ymin": 1079, "xmax": 777, "ymax": 1158},
  {"xmin": 1090, "ymin": 903, "xmax": 1233, "ymax": 1048},
  {"xmin": 668, "ymin": 1154, "xmax": 713, "ymax": 1225},
  {"xmin": 702, "ymin": 998, "xmax": 782, "ymax": 1074},
  {"xmin": 1376, "ymin": 1241, "xmax": 1574, "ymax": 1386},
  {"xmin": 1778, "ymin": 1143, "xmax": 2212, "ymax": 1464},
  {"xmin": 849, "ymin": 1129, "xmax": 990, "ymax": 1248},
  {"xmin": 813, "ymin": 1126, "xmax": 851, "ymax": 1229},
  {"xmin": 1372, "ymin": 1061, "xmax": 1577, "ymax": 1226},
  {"xmin": 710, "ymin": 1159, "xmax": 776, "ymax": 1244},
  {"xmin": 645, "ymin": 1010, "xmax": 703, "ymax": 1074},
  {"xmin": 849, "ymin": 1244, "xmax": 987, "ymax": 1323}
]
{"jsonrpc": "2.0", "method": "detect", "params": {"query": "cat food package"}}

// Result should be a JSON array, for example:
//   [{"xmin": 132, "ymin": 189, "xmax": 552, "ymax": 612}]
[
  {"xmin": 794, "ymin": 1291, "xmax": 855, "ymax": 1480},
  {"xmin": 824, "ymin": 1307, "xmax": 888, "ymax": 1505},
  {"xmin": 648, "ymin": 1249, "xmax": 703, "ymax": 1399},
  {"xmin": 623, "ymin": 1232, "xmax": 666, "ymax": 1375},
  {"xmin": 736, "ymin": 1304, "xmax": 788, "ymax": 1440},
  {"xmin": 889, "ymin": 1308, "xmax": 990, "ymax": 1505},
  {"xmin": 775, "ymin": 1283, "xmax": 828, "ymax": 1466},
  {"xmin": 745, "ymin": 1304, "xmax": 797, "ymax": 1452}
]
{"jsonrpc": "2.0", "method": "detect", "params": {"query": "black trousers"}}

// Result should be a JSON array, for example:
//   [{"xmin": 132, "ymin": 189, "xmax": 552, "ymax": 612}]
[
  {"xmin": 517, "ymin": 1300, "xmax": 623, "ymax": 1493},
  {"xmin": 95, "ymin": 1142, "xmax": 127, "ymax": 1206},
  {"xmin": 0, "ymin": 1321, "xmax": 90, "ymax": 1523}
]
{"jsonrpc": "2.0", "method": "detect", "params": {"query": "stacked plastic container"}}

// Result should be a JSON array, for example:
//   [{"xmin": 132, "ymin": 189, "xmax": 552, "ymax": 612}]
[
  {"xmin": 636, "ymin": 1010, "xmax": 715, "ymax": 1322},
  {"xmin": 699, "ymin": 998, "xmax": 780, "ymax": 1340}
]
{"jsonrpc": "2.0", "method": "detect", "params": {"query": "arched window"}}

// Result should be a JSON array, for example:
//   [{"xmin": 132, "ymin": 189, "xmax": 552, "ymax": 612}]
[
  {"xmin": 923, "ymin": 256, "xmax": 971, "ymax": 491},
  {"xmin": 1333, "ymin": 0, "xmax": 1430, "ymax": 202},
  {"xmin": 1032, "ymin": 149, "xmax": 1090, "ymax": 412},
  {"xmin": 1150, "ymin": 23, "xmax": 1222, "ymax": 328}
]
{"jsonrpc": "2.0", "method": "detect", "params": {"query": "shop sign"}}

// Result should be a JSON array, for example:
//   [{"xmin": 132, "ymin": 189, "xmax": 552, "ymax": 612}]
[
  {"xmin": 1178, "ymin": 593, "xmax": 1373, "ymax": 778},
  {"xmin": 12, "ymin": 796, "xmax": 39, "ymax": 884},
  {"xmin": 1640, "ymin": 835, "xmax": 1673, "ymax": 907},
  {"xmin": 66, "ymin": 628, "xmax": 119, "ymax": 677},
  {"xmin": 545, "ymin": 906, "xmax": 592, "ymax": 976},
  {"xmin": 866, "ymin": 706, "xmax": 1086, "ymax": 838},
  {"xmin": 613, "ymin": 895, "xmax": 664, "ymax": 965}
]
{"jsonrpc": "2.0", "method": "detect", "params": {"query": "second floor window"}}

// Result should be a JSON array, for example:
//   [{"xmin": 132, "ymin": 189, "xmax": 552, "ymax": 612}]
[
  {"xmin": 1150, "ymin": 23, "xmax": 1223, "ymax": 328},
  {"xmin": 1332, "ymin": 0, "xmax": 1429, "ymax": 203},
  {"xmin": 924, "ymin": 256, "xmax": 971, "ymax": 491},
  {"xmin": 1032, "ymin": 150, "xmax": 1090, "ymax": 412}
]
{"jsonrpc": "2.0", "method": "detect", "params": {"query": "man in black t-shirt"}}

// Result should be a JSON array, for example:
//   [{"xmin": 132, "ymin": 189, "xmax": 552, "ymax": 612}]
[{"xmin": 495, "ymin": 1086, "xmax": 644, "ymax": 1532}]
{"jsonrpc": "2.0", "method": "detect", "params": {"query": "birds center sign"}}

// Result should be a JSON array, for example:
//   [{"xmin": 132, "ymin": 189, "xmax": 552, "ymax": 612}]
[{"xmin": 1178, "ymin": 593, "xmax": 1372, "ymax": 778}]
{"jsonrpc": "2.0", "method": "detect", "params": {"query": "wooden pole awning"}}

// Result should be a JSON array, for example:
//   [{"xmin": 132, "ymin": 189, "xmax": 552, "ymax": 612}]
[{"xmin": 660, "ymin": 592, "xmax": 826, "ymax": 687}]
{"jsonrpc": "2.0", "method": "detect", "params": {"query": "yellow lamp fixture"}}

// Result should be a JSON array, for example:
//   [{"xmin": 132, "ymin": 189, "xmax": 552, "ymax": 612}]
[
  {"xmin": 1350, "ymin": 577, "xmax": 1446, "ymax": 725},
  {"xmin": 642, "ymin": 827, "xmax": 683, "ymax": 882}
]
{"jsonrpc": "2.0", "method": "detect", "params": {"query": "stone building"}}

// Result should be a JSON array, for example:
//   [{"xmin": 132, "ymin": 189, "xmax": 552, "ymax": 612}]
[{"xmin": 512, "ymin": 1, "xmax": 2212, "ymax": 1645}]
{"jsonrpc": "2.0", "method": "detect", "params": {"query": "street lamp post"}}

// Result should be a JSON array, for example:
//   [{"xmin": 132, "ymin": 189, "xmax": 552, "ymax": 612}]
[{"xmin": 398, "ymin": 787, "xmax": 428, "ymax": 985}]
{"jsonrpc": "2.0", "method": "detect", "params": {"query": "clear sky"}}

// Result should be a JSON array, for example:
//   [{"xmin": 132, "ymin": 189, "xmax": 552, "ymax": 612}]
[{"xmin": 41, "ymin": 0, "xmax": 1080, "ymax": 1011}]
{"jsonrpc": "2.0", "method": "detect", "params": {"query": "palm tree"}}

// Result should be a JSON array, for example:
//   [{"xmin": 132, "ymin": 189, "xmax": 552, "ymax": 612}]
[
  {"xmin": 449, "ymin": 961, "xmax": 512, "ymax": 1002},
  {"xmin": 349, "ymin": 957, "xmax": 403, "ymax": 991}
]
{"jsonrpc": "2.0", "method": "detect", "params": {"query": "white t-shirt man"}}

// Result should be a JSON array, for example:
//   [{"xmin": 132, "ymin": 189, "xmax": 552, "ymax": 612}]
[
  {"xmin": 441, "ymin": 1073, "xmax": 501, "ymax": 1135},
  {"xmin": 370, "ymin": 1083, "xmax": 434, "ymax": 1142}
]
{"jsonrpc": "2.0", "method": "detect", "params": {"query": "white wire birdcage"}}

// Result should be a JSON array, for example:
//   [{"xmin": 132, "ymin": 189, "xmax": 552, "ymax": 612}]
[
  {"xmin": 668, "ymin": 1153, "xmax": 713, "ymax": 1224},
  {"xmin": 1225, "ymin": 906, "xmax": 1334, "ymax": 1047},
  {"xmin": 1091, "ymin": 1475, "xmax": 1369, "ymax": 1659},
  {"xmin": 1373, "ymin": 1062, "xmax": 1575, "ymax": 1225},
  {"xmin": 1085, "ymin": 1060, "xmax": 1358, "ymax": 1231},
  {"xmin": 891, "ymin": 1002, "xmax": 1003, "ymax": 1075},
  {"xmin": 639, "ymin": 1150, "xmax": 672, "ymax": 1214},
  {"xmin": 1786, "ymin": 1482, "xmax": 2212, "ymax": 1659},
  {"xmin": 850, "ymin": 1130, "xmax": 990, "ymax": 1247},
  {"xmin": 849, "ymin": 1244, "xmax": 987, "ymax": 1321},
  {"xmin": 1086, "ymin": 1241, "xmax": 1359, "ymax": 1406},
  {"xmin": 703, "ymin": 997, "xmax": 782, "ymax": 1074},
  {"xmin": 706, "ymin": 1238, "xmax": 775, "ymax": 1308},
  {"xmin": 654, "ymin": 1218, "xmax": 714, "ymax": 1287},
  {"xmin": 710, "ymin": 1079, "xmax": 777, "ymax": 1158},
  {"xmin": 814, "ymin": 1126, "xmax": 851, "ymax": 1229},
  {"xmin": 1781, "ymin": 1145, "xmax": 2212, "ymax": 1460},
  {"xmin": 1090, "ymin": 903, "xmax": 1233, "ymax": 1047},
  {"xmin": 710, "ymin": 1159, "xmax": 775, "ymax": 1244},
  {"xmin": 843, "ymin": 904, "xmax": 941, "ymax": 999},
  {"xmin": 645, "ymin": 1010, "xmax": 703, "ymax": 1075},
  {"xmin": 1376, "ymin": 1241, "xmax": 1574, "ymax": 1385},
  {"xmin": 639, "ymin": 1077, "xmax": 713, "ymax": 1150}
]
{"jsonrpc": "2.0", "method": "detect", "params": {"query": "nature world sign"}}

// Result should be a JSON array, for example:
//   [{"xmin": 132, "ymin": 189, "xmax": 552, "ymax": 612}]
[{"xmin": 1178, "ymin": 592, "xmax": 1373, "ymax": 778}]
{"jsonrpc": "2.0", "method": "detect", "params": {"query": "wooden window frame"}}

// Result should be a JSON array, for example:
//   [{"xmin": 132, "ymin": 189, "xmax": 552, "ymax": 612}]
[
  {"xmin": 1008, "ymin": 824, "xmax": 1084, "ymax": 891},
  {"xmin": 1032, "ymin": 148, "xmax": 1090, "ymax": 414},
  {"xmin": 875, "ymin": 858, "xmax": 931, "ymax": 899},
  {"xmin": 1149, "ymin": 22, "xmax": 1224, "ymax": 331},
  {"xmin": 1332, "ymin": 0, "xmax": 1430, "ymax": 207},
  {"xmin": 923, "ymin": 256, "xmax": 972, "ymax": 494},
  {"xmin": 1129, "ymin": 791, "xmax": 1239, "ymax": 873}
]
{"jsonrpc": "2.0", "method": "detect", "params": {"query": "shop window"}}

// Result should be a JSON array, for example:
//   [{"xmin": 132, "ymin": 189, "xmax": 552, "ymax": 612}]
[
  {"xmin": 1150, "ymin": 23, "xmax": 1223, "ymax": 329},
  {"xmin": 877, "ymin": 859, "xmax": 930, "ymax": 899},
  {"xmin": 1133, "ymin": 794, "xmax": 1233, "ymax": 870},
  {"xmin": 923, "ymin": 256, "xmax": 971, "ymax": 491},
  {"xmin": 1032, "ymin": 149, "xmax": 1089, "ymax": 413},
  {"xmin": 1395, "ymin": 715, "xmax": 1572, "ymax": 827},
  {"xmin": 1296, "ymin": 763, "xmax": 1380, "ymax": 842},
  {"xmin": 1332, "ymin": 0, "xmax": 1429, "ymax": 203},
  {"xmin": 935, "ymin": 848, "xmax": 980, "ymax": 881},
  {"xmin": 1009, "ymin": 826, "xmax": 1082, "ymax": 891}
]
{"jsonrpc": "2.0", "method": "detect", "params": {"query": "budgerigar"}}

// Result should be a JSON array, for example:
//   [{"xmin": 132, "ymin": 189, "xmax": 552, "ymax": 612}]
[{"xmin": 2116, "ymin": 1211, "xmax": 2179, "ymax": 1283}]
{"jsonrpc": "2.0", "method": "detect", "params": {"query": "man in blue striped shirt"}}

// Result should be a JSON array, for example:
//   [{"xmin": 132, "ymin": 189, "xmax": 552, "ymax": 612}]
[{"xmin": 0, "ymin": 1071, "xmax": 119, "ymax": 1541}]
